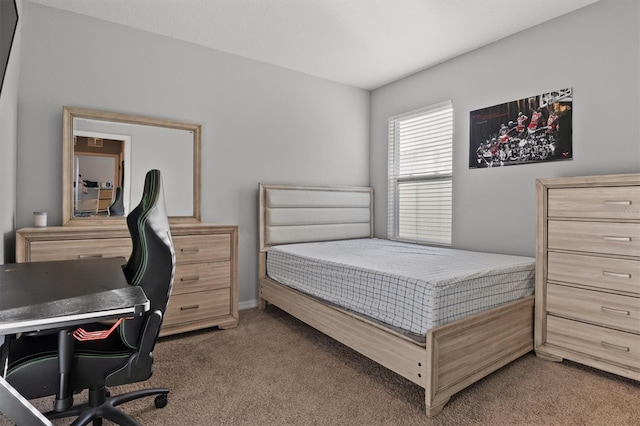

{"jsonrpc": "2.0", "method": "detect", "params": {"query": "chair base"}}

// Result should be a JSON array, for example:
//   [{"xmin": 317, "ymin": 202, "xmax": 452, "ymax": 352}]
[{"xmin": 45, "ymin": 386, "xmax": 169, "ymax": 426}]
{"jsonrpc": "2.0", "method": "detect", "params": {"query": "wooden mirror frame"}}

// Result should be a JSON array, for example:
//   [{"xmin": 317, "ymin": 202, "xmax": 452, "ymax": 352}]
[{"xmin": 62, "ymin": 106, "xmax": 201, "ymax": 226}]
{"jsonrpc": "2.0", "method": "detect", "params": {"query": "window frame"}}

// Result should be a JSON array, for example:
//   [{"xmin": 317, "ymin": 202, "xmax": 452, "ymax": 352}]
[{"xmin": 387, "ymin": 100, "xmax": 453, "ymax": 246}]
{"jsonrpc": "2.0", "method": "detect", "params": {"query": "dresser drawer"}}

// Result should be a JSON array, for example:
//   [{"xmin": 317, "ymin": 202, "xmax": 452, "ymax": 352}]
[
  {"xmin": 548, "ymin": 186, "xmax": 640, "ymax": 219},
  {"xmin": 548, "ymin": 220, "xmax": 640, "ymax": 257},
  {"xmin": 165, "ymin": 289, "xmax": 231, "ymax": 326},
  {"xmin": 547, "ymin": 284, "xmax": 640, "ymax": 333},
  {"xmin": 28, "ymin": 238, "xmax": 132, "ymax": 262},
  {"xmin": 548, "ymin": 252, "xmax": 640, "ymax": 294},
  {"xmin": 547, "ymin": 316, "xmax": 639, "ymax": 369},
  {"xmin": 172, "ymin": 261, "xmax": 231, "ymax": 295},
  {"xmin": 173, "ymin": 234, "xmax": 231, "ymax": 264}
]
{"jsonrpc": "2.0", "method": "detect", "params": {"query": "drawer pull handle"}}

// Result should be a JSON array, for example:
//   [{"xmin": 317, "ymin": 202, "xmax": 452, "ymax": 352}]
[
  {"xmin": 180, "ymin": 304, "xmax": 200, "ymax": 311},
  {"xmin": 602, "ymin": 236, "xmax": 632, "ymax": 242},
  {"xmin": 601, "ymin": 306, "xmax": 631, "ymax": 316},
  {"xmin": 602, "ymin": 271, "xmax": 632, "ymax": 279},
  {"xmin": 78, "ymin": 254, "xmax": 103, "ymax": 259},
  {"xmin": 180, "ymin": 248, "xmax": 200, "ymax": 254},
  {"xmin": 600, "ymin": 341, "xmax": 630, "ymax": 352},
  {"xmin": 603, "ymin": 200, "xmax": 632, "ymax": 206},
  {"xmin": 180, "ymin": 275, "xmax": 200, "ymax": 283}
]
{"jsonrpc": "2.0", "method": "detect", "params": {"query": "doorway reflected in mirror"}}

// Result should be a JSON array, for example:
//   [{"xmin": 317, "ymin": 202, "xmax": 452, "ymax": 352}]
[{"xmin": 73, "ymin": 135, "xmax": 125, "ymax": 218}]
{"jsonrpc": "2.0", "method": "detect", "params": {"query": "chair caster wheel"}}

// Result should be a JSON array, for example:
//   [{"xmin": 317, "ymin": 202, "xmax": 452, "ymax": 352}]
[{"xmin": 155, "ymin": 393, "xmax": 168, "ymax": 409}]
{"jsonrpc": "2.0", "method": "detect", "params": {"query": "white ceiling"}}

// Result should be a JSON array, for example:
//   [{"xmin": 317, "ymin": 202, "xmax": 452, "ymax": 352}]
[{"xmin": 30, "ymin": 0, "xmax": 600, "ymax": 90}]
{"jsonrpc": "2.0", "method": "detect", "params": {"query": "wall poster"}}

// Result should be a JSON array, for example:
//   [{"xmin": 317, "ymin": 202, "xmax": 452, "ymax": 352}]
[{"xmin": 469, "ymin": 88, "xmax": 573, "ymax": 168}]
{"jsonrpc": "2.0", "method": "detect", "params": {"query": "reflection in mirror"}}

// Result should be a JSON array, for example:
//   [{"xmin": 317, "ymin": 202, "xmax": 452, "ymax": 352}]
[
  {"xmin": 73, "ymin": 134, "xmax": 125, "ymax": 217},
  {"xmin": 63, "ymin": 107, "xmax": 201, "ymax": 226}
]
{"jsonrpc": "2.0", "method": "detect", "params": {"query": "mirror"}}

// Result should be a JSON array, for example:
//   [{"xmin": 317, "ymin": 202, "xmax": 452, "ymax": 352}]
[{"xmin": 62, "ymin": 106, "xmax": 201, "ymax": 226}]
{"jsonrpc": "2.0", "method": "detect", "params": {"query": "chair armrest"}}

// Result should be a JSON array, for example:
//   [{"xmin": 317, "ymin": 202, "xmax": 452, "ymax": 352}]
[
  {"xmin": 133, "ymin": 311, "xmax": 162, "ymax": 370},
  {"xmin": 105, "ymin": 310, "xmax": 162, "ymax": 385}
]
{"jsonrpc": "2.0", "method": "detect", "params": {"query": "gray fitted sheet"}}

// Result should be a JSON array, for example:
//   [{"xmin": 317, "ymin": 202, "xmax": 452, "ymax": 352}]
[{"xmin": 266, "ymin": 238, "xmax": 535, "ymax": 343}]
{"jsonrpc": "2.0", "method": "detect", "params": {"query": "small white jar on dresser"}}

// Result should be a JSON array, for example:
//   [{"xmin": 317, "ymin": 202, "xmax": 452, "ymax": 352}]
[{"xmin": 535, "ymin": 173, "xmax": 640, "ymax": 380}]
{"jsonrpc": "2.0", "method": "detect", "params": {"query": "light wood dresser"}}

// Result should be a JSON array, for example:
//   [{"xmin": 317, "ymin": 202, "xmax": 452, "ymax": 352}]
[
  {"xmin": 535, "ymin": 173, "xmax": 640, "ymax": 380},
  {"xmin": 16, "ymin": 224, "xmax": 239, "ymax": 337}
]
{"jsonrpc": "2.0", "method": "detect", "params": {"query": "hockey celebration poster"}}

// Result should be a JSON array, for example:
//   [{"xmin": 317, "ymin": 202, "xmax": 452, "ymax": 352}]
[{"xmin": 469, "ymin": 88, "xmax": 573, "ymax": 168}]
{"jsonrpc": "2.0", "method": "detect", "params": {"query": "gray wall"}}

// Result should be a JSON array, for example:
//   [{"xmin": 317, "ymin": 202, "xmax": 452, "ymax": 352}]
[
  {"xmin": 0, "ymin": 0, "xmax": 21, "ymax": 263},
  {"xmin": 16, "ymin": 2, "xmax": 370, "ymax": 306},
  {"xmin": 370, "ymin": 0, "xmax": 640, "ymax": 257},
  {"xmin": 11, "ymin": 0, "xmax": 640, "ymax": 304}
]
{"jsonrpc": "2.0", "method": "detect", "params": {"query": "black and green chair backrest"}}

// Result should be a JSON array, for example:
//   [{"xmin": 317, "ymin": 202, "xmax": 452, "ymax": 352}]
[{"xmin": 119, "ymin": 169, "xmax": 175, "ymax": 348}]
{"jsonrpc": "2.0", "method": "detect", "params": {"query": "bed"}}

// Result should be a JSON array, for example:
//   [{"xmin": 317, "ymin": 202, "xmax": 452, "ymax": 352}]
[{"xmin": 258, "ymin": 183, "xmax": 535, "ymax": 416}]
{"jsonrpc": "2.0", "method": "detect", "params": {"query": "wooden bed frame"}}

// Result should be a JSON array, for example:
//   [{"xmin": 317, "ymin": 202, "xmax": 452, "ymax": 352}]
[{"xmin": 258, "ymin": 183, "xmax": 534, "ymax": 416}]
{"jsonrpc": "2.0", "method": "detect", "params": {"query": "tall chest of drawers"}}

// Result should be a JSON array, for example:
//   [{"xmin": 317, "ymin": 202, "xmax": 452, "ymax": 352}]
[
  {"xmin": 535, "ymin": 173, "xmax": 640, "ymax": 380},
  {"xmin": 16, "ymin": 223, "xmax": 239, "ymax": 337}
]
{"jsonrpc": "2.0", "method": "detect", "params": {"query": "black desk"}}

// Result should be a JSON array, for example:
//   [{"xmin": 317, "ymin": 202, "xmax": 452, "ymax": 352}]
[{"xmin": 0, "ymin": 257, "xmax": 149, "ymax": 426}]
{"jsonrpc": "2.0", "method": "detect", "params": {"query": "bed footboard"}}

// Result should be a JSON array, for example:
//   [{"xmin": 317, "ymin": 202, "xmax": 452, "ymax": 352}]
[{"xmin": 425, "ymin": 295, "xmax": 534, "ymax": 415}]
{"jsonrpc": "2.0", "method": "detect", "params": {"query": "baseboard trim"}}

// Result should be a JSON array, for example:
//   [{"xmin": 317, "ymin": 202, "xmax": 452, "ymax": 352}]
[{"xmin": 239, "ymin": 299, "xmax": 259, "ymax": 310}]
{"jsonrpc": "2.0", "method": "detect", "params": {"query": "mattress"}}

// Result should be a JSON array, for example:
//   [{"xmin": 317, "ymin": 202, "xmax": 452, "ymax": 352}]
[{"xmin": 266, "ymin": 238, "xmax": 535, "ymax": 342}]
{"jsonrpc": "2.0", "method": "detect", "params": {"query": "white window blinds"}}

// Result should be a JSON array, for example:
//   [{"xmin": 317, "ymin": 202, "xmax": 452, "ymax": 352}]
[{"xmin": 387, "ymin": 100, "xmax": 453, "ymax": 246}]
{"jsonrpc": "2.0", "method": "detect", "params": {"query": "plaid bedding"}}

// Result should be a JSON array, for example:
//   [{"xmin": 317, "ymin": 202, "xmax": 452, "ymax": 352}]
[{"xmin": 266, "ymin": 238, "xmax": 535, "ymax": 341}]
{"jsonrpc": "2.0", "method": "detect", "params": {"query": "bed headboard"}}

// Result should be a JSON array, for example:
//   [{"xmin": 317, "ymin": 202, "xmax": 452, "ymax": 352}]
[{"xmin": 259, "ymin": 184, "xmax": 373, "ymax": 252}]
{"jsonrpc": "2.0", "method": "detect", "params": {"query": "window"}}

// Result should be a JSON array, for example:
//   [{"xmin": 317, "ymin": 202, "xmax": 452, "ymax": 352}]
[{"xmin": 387, "ymin": 100, "xmax": 453, "ymax": 246}]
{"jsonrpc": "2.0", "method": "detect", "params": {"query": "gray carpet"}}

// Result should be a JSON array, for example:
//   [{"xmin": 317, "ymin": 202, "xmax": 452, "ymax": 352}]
[{"xmin": 2, "ymin": 306, "xmax": 639, "ymax": 425}]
